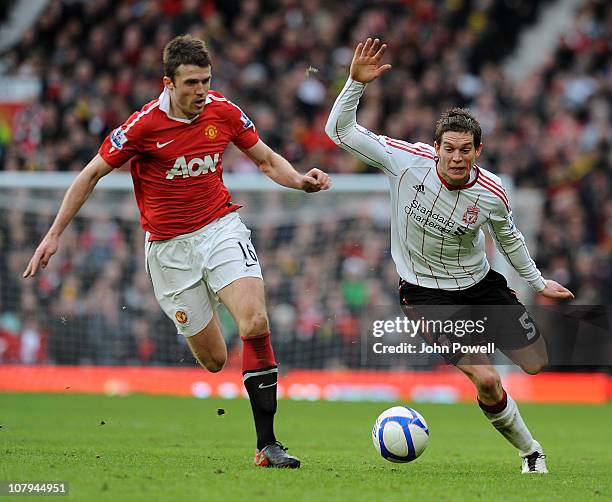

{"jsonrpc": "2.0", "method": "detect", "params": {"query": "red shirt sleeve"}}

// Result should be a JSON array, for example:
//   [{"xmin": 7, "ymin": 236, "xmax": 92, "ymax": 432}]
[
  {"xmin": 98, "ymin": 109, "xmax": 147, "ymax": 168},
  {"xmin": 229, "ymin": 102, "xmax": 259, "ymax": 150}
]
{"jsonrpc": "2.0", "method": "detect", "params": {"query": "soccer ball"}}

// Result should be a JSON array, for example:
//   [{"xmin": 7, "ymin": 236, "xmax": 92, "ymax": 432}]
[{"xmin": 372, "ymin": 406, "xmax": 429, "ymax": 463}]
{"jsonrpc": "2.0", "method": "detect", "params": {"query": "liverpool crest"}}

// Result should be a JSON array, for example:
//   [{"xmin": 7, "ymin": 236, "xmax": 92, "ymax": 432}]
[{"xmin": 462, "ymin": 205, "xmax": 479, "ymax": 225}]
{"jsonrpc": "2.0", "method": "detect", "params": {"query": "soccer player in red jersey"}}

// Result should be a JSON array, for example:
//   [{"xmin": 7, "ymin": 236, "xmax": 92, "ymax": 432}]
[
  {"xmin": 327, "ymin": 38, "xmax": 575, "ymax": 473},
  {"xmin": 24, "ymin": 35, "xmax": 331, "ymax": 468}
]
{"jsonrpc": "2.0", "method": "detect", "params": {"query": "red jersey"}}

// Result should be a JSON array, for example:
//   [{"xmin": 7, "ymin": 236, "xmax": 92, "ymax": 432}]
[{"xmin": 99, "ymin": 89, "xmax": 259, "ymax": 240}]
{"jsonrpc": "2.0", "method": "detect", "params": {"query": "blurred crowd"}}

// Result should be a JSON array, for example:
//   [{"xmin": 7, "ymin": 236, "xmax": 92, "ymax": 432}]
[
  {"xmin": 0, "ymin": 189, "xmax": 397, "ymax": 368},
  {"xmin": 0, "ymin": 0, "xmax": 609, "ymax": 368}
]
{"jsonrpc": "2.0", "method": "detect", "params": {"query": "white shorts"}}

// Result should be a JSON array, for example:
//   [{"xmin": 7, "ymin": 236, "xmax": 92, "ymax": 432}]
[{"xmin": 145, "ymin": 212, "xmax": 263, "ymax": 337}]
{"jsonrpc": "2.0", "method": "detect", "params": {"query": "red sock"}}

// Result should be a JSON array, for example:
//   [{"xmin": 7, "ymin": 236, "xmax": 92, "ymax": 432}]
[
  {"xmin": 241, "ymin": 332, "xmax": 276, "ymax": 372},
  {"xmin": 478, "ymin": 389, "xmax": 508, "ymax": 414},
  {"xmin": 242, "ymin": 332, "xmax": 278, "ymax": 449}
]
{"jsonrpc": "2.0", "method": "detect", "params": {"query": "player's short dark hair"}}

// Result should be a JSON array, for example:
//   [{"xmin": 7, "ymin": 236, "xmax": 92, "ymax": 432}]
[
  {"xmin": 163, "ymin": 34, "xmax": 211, "ymax": 81},
  {"xmin": 435, "ymin": 108, "xmax": 482, "ymax": 147}
]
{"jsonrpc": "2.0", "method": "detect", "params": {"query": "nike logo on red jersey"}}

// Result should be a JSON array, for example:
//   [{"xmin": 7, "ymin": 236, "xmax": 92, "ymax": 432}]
[{"xmin": 156, "ymin": 139, "xmax": 175, "ymax": 148}]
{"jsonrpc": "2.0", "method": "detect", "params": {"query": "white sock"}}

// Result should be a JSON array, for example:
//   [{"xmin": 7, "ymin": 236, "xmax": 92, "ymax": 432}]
[{"xmin": 480, "ymin": 391, "xmax": 537, "ymax": 456}]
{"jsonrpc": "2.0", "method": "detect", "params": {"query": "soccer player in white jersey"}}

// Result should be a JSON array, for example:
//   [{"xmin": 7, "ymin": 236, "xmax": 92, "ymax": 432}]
[
  {"xmin": 326, "ymin": 38, "xmax": 574, "ymax": 474},
  {"xmin": 23, "ymin": 35, "xmax": 332, "ymax": 468}
]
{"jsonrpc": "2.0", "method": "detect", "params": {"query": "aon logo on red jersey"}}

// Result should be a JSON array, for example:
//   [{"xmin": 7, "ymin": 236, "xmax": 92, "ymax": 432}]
[{"xmin": 166, "ymin": 154, "xmax": 220, "ymax": 179}]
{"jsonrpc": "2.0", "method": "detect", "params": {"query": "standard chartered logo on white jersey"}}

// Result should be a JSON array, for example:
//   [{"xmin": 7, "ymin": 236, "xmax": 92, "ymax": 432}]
[
  {"xmin": 166, "ymin": 154, "xmax": 220, "ymax": 179},
  {"xmin": 405, "ymin": 200, "xmax": 456, "ymax": 234}
]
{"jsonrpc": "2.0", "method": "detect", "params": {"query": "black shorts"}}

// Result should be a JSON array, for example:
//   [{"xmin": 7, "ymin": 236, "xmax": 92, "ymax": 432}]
[{"xmin": 399, "ymin": 269, "xmax": 540, "ymax": 364}]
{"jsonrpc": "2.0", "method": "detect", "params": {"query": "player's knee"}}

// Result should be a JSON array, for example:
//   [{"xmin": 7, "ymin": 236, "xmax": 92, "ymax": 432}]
[
  {"xmin": 474, "ymin": 369, "xmax": 502, "ymax": 396},
  {"xmin": 205, "ymin": 363, "xmax": 224, "ymax": 373},
  {"xmin": 520, "ymin": 360, "xmax": 546, "ymax": 375},
  {"xmin": 193, "ymin": 349, "xmax": 226, "ymax": 373},
  {"xmin": 202, "ymin": 354, "xmax": 226, "ymax": 373},
  {"xmin": 238, "ymin": 311, "xmax": 269, "ymax": 338},
  {"xmin": 516, "ymin": 348, "xmax": 548, "ymax": 374}
]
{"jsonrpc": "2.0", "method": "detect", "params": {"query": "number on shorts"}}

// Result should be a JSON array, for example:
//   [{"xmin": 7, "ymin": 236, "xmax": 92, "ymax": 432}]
[
  {"xmin": 518, "ymin": 311, "xmax": 536, "ymax": 340},
  {"xmin": 238, "ymin": 241, "xmax": 258, "ymax": 265}
]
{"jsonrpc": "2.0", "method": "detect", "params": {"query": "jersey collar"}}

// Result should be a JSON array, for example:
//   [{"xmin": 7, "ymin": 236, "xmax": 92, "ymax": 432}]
[
  {"xmin": 436, "ymin": 161, "xmax": 480, "ymax": 191},
  {"xmin": 158, "ymin": 88, "xmax": 212, "ymax": 124}
]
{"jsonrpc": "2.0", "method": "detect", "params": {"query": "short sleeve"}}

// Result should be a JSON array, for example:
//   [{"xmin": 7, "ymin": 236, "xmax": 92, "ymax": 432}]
[
  {"xmin": 229, "ymin": 103, "xmax": 259, "ymax": 150},
  {"xmin": 98, "ymin": 110, "xmax": 145, "ymax": 168}
]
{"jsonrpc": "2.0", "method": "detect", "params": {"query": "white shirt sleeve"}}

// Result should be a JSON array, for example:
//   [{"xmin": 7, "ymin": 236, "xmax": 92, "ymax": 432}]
[
  {"xmin": 488, "ymin": 202, "xmax": 547, "ymax": 292},
  {"xmin": 325, "ymin": 78, "xmax": 400, "ymax": 176}
]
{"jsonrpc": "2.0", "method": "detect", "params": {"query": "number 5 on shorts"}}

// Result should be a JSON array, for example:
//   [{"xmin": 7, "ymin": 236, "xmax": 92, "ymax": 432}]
[
  {"xmin": 238, "ymin": 241, "xmax": 258, "ymax": 266},
  {"xmin": 519, "ymin": 311, "xmax": 536, "ymax": 340}
]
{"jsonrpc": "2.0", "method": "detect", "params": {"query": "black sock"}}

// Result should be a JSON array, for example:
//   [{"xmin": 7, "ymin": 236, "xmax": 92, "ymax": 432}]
[{"xmin": 243, "ymin": 366, "xmax": 278, "ymax": 450}]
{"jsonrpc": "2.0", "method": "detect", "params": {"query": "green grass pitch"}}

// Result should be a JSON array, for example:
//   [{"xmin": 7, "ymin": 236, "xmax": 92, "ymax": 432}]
[{"xmin": 0, "ymin": 393, "xmax": 610, "ymax": 501}]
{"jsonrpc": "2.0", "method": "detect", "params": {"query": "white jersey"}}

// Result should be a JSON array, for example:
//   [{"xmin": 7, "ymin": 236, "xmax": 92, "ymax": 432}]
[{"xmin": 326, "ymin": 78, "xmax": 546, "ymax": 292}]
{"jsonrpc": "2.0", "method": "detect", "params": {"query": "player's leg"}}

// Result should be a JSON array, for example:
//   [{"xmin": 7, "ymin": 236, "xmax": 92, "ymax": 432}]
[
  {"xmin": 146, "ymin": 235, "xmax": 227, "ymax": 372},
  {"xmin": 400, "ymin": 273, "xmax": 547, "ymax": 472},
  {"xmin": 456, "ymin": 354, "xmax": 503, "ymax": 404},
  {"xmin": 475, "ymin": 270, "xmax": 548, "ymax": 375},
  {"xmin": 218, "ymin": 276, "xmax": 275, "ymax": 446},
  {"xmin": 185, "ymin": 311, "xmax": 227, "ymax": 372},
  {"xmin": 206, "ymin": 213, "xmax": 299, "ymax": 468},
  {"xmin": 217, "ymin": 277, "xmax": 299, "ymax": 468},
  {"xmin": 457, "ymin": 357, "xmax": 547, "ymax": 473},
  {"xmin": 491, "ymin": 305, "xmax": 548, "ymax": 375},
  {"xmin": 503, "ymin": 335, "xmax": 547, "ymax": 375}
]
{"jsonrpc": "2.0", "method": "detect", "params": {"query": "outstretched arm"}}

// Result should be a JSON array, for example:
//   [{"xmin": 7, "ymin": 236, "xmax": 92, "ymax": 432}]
[
  {"xmin": 23, "ymin": 154, "xmax": 115, "ymax": 277},
  {"xmin": 242, "ymin": 139, "xmax": 331, "ymax": 192},
  {"xmin": 489, "ymin": 207, "xmax": 573, "ymax": 300},
  {"xmin": 325, "ymin": 38, "xmax": 397, "ymax": 174}
]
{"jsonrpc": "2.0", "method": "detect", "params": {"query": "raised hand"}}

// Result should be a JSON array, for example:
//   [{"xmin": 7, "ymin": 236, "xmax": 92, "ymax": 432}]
[{"xmin": 350, "ymin": 38, "xmax": 392, "ymax": 84}]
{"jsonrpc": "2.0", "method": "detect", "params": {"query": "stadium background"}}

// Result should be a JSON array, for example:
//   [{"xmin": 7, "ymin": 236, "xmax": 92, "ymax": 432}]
[{"xmin": 0, "ymin": 0, "xmax": 609, "ymax": 403}]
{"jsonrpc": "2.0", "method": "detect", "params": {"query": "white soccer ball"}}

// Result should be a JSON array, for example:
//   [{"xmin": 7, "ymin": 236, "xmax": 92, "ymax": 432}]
[{"xmin": 372, "ymin": 406, "xmax": 429, "ymax": 463}]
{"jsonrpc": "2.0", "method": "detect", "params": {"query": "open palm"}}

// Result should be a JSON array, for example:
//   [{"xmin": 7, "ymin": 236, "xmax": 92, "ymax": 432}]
[{"xmin": 350, "ymin": 38, "xmax": 392, "ymax": 84}]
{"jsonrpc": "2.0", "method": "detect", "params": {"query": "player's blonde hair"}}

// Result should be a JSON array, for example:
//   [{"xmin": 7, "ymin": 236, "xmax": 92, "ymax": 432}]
[{"xmin": 163, "ymin": 34, "xmax": 211, "ymax": 81}]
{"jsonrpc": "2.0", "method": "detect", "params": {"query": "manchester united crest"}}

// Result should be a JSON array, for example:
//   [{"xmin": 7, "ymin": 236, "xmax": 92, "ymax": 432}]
[
  {"xmin": 462, "ymin": 205, "xmax": 480, "ymax": 225},
  {"xmin": 204, "ymin": 124, "xmax": 218, "ymax": 139},
  {"xmin": 175, "ymin": 311, "xmax": 188, "ymax": 324}
]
